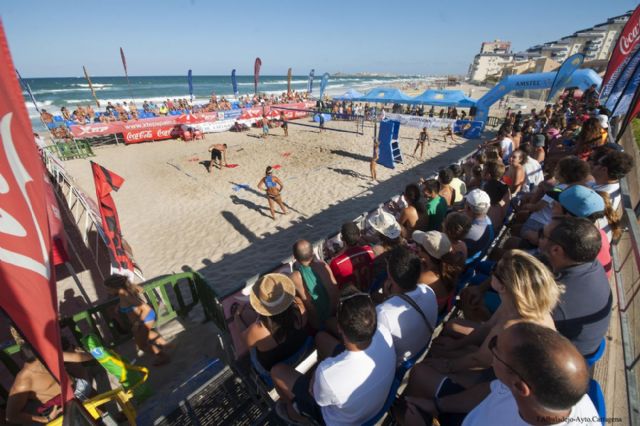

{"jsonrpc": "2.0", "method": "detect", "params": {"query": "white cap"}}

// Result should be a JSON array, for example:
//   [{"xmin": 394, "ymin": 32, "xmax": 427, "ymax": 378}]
[
  {"xmin": 465, "ymin": 189, "xmax": 491, "ymax": 210},
  {"xmin": 367, "ymin": 208, "xmax": 401, "ymax": 239},
  {"xmin": 597, "ymin": 114, "xmax": 609, "ymax": 129}
]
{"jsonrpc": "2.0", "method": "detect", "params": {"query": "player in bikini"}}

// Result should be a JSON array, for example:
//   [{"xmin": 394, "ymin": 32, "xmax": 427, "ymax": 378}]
[{"xmin": 258, "ymin": 166, "xmax": 288, "ymax": 220}]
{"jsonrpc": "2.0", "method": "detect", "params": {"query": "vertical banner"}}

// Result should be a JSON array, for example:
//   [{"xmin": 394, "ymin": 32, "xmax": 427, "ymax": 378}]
[
  {"xmin": 287, "ymin": 67, "xmax": 292, "ymax": 95},
  {"xmin": 90, "ymin": 161, "xmax": 135, "ymax": 276},
  {"xmin": 307, "ymin": 69, "xmax": 315, "ymax": 94},
  {"xmin": 254, "ymin": 57, "xmax": 262, "ymax": 95},
  {"xmin": 83, "ymin": 66, "xmax": 101, "ymax": 108},
  {"xmin": 16, "ymin": 69, "xmax": 40, "ymax": 114},
  {"xmin": 547, "ymin": 54, "xmax": 584, "ymax": 102},
  {"xmin": 0, "ymin": 20, "xmax": 73, "ymax": 404},
  {"xmin": 608, "ymin": 47, "xmax": 640, "ymax": 117},
  {"xmin": 120, "ymin": 47, "xmax": 132, "ymax": 99},
  {"xmin": 319, "ymin": 72, "xmax": 330, "ymax": 100},
  {"xmin": 231, "ymin": 69, "xmax": 239, "ymax": 97},
  {"xmin": 601, "ymin": 5, "xmax": 640, "ymax": 103},
  {"xmin": 187, "ymin": 69, "xmax": 193, "ymax": 102}
]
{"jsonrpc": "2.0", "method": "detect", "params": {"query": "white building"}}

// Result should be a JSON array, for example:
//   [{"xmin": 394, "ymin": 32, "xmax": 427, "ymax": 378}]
[{"xmin": 467, "ymin": 53, "xmax": 514, "ymax": 83}]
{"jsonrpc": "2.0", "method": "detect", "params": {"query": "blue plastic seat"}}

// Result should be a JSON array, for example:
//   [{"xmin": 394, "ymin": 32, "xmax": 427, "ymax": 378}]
[
  {"xmin": 362, "ymin": 346, "xmax": 428, "ymax": 426},
  {"xmin": 53, "ymin": 115, "xmax": 64, "ymax": 122},
  {"xmin": 588, "ymin": 379, "xmax": 606, "ymax": 425},
  {"xmin": 47, "ymin": 122, "xmax": 56, "ymax": 130},
  {"xmin": 251, "ymin": 336, "xmax": 314, "ymax": 388},
  {"xmin": 585, "ymin": 338, "xmax": 606, "ymax": 367},
  {"xmin": 65, "ymin": 120, "xmax": 75, "ymax": 127}
]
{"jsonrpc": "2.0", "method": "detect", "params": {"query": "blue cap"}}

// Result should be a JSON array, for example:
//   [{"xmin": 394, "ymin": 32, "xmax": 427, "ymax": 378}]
[{"xmin": 558, "ymin": 185, "xmax": 605, "ymax": 218}]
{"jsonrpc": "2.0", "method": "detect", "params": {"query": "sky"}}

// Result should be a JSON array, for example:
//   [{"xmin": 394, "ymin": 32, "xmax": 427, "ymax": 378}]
[{"xmin": 2, "ymin": 0, "xmax": 637, "ymax": 78}]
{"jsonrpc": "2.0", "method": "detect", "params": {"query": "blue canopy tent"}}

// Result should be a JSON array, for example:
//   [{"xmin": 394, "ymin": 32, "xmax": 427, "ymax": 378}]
[
  {"xmin": 409, "ymin": 89, "xmax": 476, "ymax": 107},
  {"xmin": 334, "ymin": 88, "xmax": 364, "ymax": 100},
  {"xmin": 356, "ymin": 87, "xmax": 414, "ymax": 104}
]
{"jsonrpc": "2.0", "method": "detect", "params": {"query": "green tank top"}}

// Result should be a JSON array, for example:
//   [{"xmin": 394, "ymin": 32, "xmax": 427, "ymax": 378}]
[{"xmin": 296, "ymin": 264, "xmax": 330, "ymax": 325}]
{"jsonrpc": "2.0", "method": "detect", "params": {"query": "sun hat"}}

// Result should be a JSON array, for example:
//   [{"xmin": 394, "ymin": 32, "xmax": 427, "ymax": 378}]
[
  {"xmin": 465, "ymin": 189, "xmax": 491, "ymax": 210},
  {"xmin": 412, "ymin": 230, "xmax": 452, "ymax": 259},
  {"xmin": 557, "ymin": 185, "xmax": 605, "ymax": 218},
  {"xmin": 367, "ymin": 208, "xmax": 401, "ymax": 239},
  {"xmin": 249, "ymin": 273, "xmax": 296, "ymax": 316},
  {"xmin": 597, "ymin": 114, "xmax": 609, "ymax": 129}
]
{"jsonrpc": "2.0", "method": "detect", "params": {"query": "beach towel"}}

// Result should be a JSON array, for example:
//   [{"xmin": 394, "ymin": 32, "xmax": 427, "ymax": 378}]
[
  {"xmin": 233, "ymin": 184, "xmax": 250, "ymax": 191},
  {"xmin": 225, "ymin": 164, "xmax": 239, "ymax": 168}
]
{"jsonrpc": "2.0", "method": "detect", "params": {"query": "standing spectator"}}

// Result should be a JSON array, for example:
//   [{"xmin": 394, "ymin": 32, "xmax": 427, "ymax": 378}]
[
  {"xmin": 329, "ymin": 222, "xmax": 375, "ymax": 291},
  {"xmin": 422, "ymin": 179, "xmax": 448, "ymax": 232},
  {"xmin": 438, "ymin": 168, "xmax": 456, "ymax": 206},
  {"xmin": 448, "ymin": 164, "xmax": 467, "ymax": 204}
]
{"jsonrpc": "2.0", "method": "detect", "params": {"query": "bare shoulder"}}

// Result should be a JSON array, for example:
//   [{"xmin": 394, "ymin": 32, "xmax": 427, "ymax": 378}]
[{"xmin": 10, "ymin": 369, "xmax": 34, "ymax": 394}]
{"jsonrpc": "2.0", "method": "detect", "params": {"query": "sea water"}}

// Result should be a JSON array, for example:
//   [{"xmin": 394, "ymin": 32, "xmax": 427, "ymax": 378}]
[{"xmin": 22, "ymin": 74, "xmax": 427, "ymax": 131}]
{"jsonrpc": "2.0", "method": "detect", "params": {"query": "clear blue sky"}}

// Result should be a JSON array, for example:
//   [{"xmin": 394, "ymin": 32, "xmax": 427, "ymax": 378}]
[{"xmin": 2, "ymin": 0, "xmax": 636, "ymax": 77}]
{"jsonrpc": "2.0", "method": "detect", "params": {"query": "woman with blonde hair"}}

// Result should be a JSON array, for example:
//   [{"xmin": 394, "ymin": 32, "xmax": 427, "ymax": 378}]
[{"xmin": 404, "ymin": 250, "xmax": 562, "ymax": 405}]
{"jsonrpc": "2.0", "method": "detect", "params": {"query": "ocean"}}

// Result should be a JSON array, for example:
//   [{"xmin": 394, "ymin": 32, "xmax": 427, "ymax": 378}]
[{"xmin": 21, "ymin": 74, "xmax": 425, "ymax": 130}]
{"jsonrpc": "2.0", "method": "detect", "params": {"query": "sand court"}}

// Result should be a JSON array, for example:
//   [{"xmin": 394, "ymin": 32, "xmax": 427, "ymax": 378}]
[{"xmin": 62, "ymin": 119, "xmax": 479, "ymax": 299}]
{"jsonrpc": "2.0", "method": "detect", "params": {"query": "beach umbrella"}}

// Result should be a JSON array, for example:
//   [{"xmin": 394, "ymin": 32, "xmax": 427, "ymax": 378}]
[{"xmin": 177, "ymin": 113, "xmax": 204, "ymax": 124}]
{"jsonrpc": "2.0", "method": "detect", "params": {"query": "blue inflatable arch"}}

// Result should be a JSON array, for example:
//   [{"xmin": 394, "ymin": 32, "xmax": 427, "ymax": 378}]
[{"xmin": 474, "ymin": 68, "xmax": 603, "ymax": 123}]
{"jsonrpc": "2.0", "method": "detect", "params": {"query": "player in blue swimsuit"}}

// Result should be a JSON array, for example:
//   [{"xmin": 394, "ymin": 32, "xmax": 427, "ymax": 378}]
[
  {"xmin": 258, "ymin": 166, "xmax": 288, "ymax": 220},
  {"xmin": 105, "ymin": 274, "xmax": 170, "ymax": 365}
]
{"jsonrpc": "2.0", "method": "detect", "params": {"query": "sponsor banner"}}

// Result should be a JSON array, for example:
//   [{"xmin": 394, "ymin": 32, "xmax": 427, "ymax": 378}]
[
  {"xmin": 385, "ymin": 113, "xmax": 456, "ymax": 129},
  {"xmin": 606, "ymin": 46, "xmax": 640, "ymax": 115},
  {"xmin": 547, "ymin": 54, "xmax": 584, "ymax": 102},
  {"xmin": 194, "ymin": 120, "xmax": 236, "ymax": 133},
  {"xmin": 124, "ymin": 126, "xmax": 174, "ymax": 144},
  {"xmin": 221, "ymin": 109, "xmax": 242, "ymax": 120},
  {"xmin": 601, "ymin": 5, "xmax": 640, "ymax": 102}
]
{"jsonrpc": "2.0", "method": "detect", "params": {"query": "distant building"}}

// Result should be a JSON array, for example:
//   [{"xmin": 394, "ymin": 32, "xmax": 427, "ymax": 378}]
[{"xmin": 467, "ymin": 11, "xmax": 633, "ymax": 84}]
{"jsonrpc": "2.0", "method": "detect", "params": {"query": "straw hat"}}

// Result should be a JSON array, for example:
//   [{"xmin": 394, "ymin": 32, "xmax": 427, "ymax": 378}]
[
  {"xmin": 368, "ymin": 208, "xmax": 401, "ymax": 239},
  {"xmin": 249, "ymin": 273, "xmax": 296, "ymax": 316}
]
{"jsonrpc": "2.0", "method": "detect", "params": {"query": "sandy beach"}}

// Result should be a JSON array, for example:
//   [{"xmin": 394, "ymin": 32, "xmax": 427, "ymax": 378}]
[{"xmin": 59, "ymin": 114, "xmax": 478, "ymax": 301}]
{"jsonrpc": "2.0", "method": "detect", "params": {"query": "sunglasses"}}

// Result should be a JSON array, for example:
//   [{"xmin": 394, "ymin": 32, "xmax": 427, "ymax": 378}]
[{"xmin": 488, "ymin": 335, "xmax": 529, "ymax": 388}]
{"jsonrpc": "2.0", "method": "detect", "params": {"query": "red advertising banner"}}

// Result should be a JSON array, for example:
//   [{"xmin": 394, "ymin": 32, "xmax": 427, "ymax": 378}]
[
  {"xmin": 90, "ymin": 161, "xmax": 134, "ymax": 274},
  {"xmin": 601, "ymin": 5, "xmax": 640, "ymax": 101},
  {"xmin": 124, "ymin": 125, "xmax": 174, "ymax": 144},
  {"xmin": 0, "ymin": 20, "xmax": 73, "ymax": 402}
]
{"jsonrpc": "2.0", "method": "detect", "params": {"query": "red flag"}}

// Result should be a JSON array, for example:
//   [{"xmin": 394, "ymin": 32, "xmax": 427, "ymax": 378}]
[
  {"xmin": 0, "ymin": 20, "xmax": 73, "ymax": 402},
  {"xmin": 601, "ymin": 6, "xmax": 640, "ymax": 101},
  {"xmin": 287, "ymin": 67, "xmax": 292, "ymax": 95},
  {"xmin": 90, "ymin": 161, "xmax": 134, "ymax": 275},
  {"xmin": 254, "ymin": 57, "xmax": 262, "ymax": 95}
]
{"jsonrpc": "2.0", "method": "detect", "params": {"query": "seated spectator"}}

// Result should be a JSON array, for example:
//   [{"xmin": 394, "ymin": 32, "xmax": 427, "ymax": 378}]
[
  {"xmin": 367, "ymin": 208, "xmax": 405, "ymax": 282},
  {"xmin": 481, "ymin": 161, "xmax": 510, "ymax": 230},
  {"xmin": 272, "ymin": 286, "xmax": 396, "ymax": 425},
  {"xmin": 462, "ymin": 189, "xmax": 493, "ymax": 263},
  {"xmin": 539, "ymin": 217, "xmax": 612, "ymax": 356},
  {"xmin": 6, "ymin": 328, "xmax": 94, "ymax": 424},
  {"xmin": 40, "ymin": 109, "xmax": 54, "ymax": 124},
  {"xmin": 60, "ymin": 107, "xmax": 71, "ymax": 121},
  {"xmin": 413, "ymin": 231, "xmax": 462, "ymax": 313},
  {"xmin": 290, "ymin": 240, "xmax": 338, "ymax": 331},
  {"xmin": 519, "ymin": 145, "xmax": 544, "ymax": 191},
  {"xmin": 399, "ymin": 183, "xmax": 428, "ymax": 238},
  {"xmin": 329, "ymin": 222, "xmax": 375, "ymax": 291},
  {"xmin": 159, "ymin": 103, "xmax": 169, "ymax": 116},
  {"xmin": 573, "ymin": 117, "xmax": 604, "ymax": 161},
  {"xmin": 422, "ymin": 179, "xmax": 448, "ymax": 232},
  {"xmin": 406, "ymin": 250, "xmax": 561, "ymax": 419},
  {"xmin": 242, "ymin": 274, "xmax": 309, "ymax": 375},
  {"xmin": 504, "ymin": 150, "xmax": 526, "ymax": 195},
  {"xmin": 379, "ymin": 246, "xmax": 437, "ymax": 363},
  {"xmin": 402, "ymin": 322, "xmax": 599, "ymax": 425},
  {"xmin": 443, "ymin": 212, "xmax": 471, "ymax": 260},
  {"xmin": 448, "ymin": 164, "xmax": 467, "ymax": 204},
  {"xmin": 438, "ymin": 168, "xmax": 456, "ymax": 206}
]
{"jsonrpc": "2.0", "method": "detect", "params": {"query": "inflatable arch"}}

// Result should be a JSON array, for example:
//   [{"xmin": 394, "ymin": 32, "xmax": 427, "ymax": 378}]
[{"xmin": 474, "ymin": 68, "xmax": 603, "ymax": 123}]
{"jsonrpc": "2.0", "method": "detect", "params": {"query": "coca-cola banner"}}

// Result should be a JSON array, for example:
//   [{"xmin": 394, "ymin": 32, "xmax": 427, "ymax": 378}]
[
  {"xmin": 124, "ymin": 126, "xmax": 174, "ymax": 144},
  {"xmin": 69, "ymin": 102, "xmax": 315, "ymax": 139},
  {"xmin": 601, "ymin": 5, "xmax": 640, "ymax": 103}
]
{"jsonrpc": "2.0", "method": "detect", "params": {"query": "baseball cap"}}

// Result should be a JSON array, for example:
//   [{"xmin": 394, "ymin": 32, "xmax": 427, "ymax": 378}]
[
  {"xmin": 465, "ymin": 189, "xmax": 491, "ymax": 210},
  {"xmin": 412, "ymin": 230, "xmax": 452, "ymax": 259},
  {"xmin": 597, "ymin": 114, "xmax": 609, "ymax": 129},
  {"xmin": 367, "ymin": 209, "xmax": 401, "ymax": 239},
  {"xmin": 558, "ymin": 185, "xmax": 605, "ymax": 217}
]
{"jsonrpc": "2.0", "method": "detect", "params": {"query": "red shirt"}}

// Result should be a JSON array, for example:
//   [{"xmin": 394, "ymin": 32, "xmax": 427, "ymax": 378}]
[
  {"xmin": 329, "ymin": 245, "xmax": 375, "ymax": 291},
  {"xmin": 597, "ymin": 228, "xmax": 612, "ymax": 279}
]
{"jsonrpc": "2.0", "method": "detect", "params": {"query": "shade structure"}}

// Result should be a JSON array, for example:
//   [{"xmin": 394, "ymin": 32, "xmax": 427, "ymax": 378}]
[
  {"xmin": 410, "ymin": 89, "xmax": 476, "ymax": 107},
  {"xmin": 333, "ymin": 88, "xmax": 364, "ymax": 100},
  {"xmin": 356, "ymin": 87, "xmax": 414, "ymax": 104}
]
